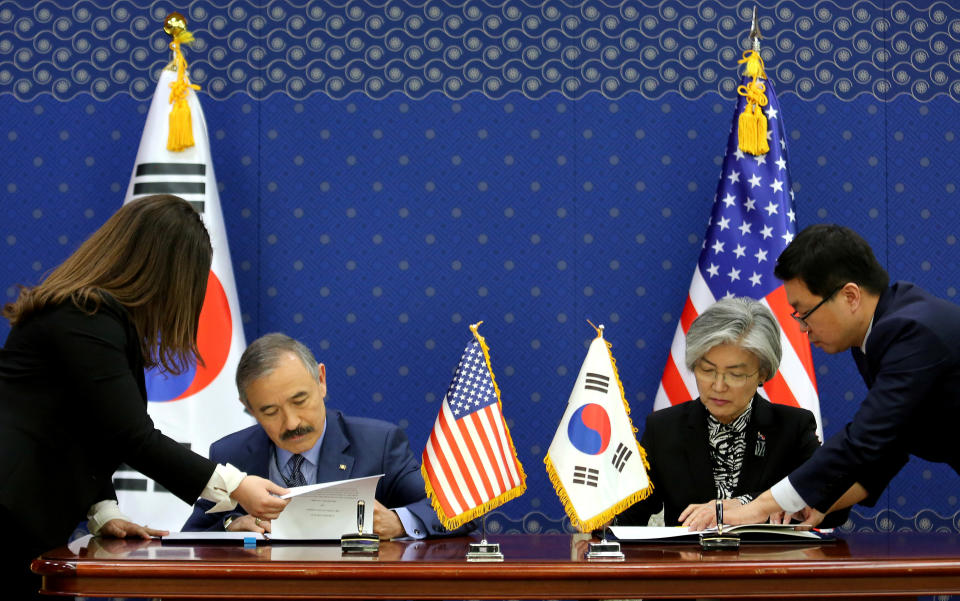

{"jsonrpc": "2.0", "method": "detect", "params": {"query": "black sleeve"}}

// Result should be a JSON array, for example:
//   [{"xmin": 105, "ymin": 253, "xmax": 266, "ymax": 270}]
[
  {"xmin": 49, "ymin": 303, "xmax": 215, "ymax": 505},
  {"xmin": 616, "ymin": 416, "xmax": 662, "ymax": 526}
]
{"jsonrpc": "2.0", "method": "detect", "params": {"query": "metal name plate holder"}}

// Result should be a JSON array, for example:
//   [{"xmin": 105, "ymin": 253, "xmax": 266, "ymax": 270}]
[
  {"xmin": 700, "ymin": 499, "xmax": 740, "ymax": 551},
  {"xmin": 341, "ymin": 500, "xmax": 380, "ymax": 554},
  {"xmin": 466, "ymin": 515, "xmax": 503, "ymax": 562},
  {"xmin": 585, "ymin": 525, "xmax": 625, "ymax": 560}
]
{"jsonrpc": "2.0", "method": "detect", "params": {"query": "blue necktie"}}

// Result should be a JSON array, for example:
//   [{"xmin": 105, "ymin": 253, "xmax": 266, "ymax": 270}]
[{"xmin": 286, "ymin": 454, "xmax": 308, "ymax": 487}]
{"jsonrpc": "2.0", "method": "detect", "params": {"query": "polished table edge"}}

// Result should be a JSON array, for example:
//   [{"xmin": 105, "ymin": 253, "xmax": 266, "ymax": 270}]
[{"xmin": 31, "ymin": 533, "xmax": 960, "ymax": 599}]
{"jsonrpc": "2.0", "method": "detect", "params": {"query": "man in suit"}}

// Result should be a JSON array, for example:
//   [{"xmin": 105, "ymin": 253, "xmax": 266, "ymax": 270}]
[
  {"xmin": 183, "ymin": 333, "xmax": 471, "ymax": 538},
  {"xmin": 703, "ymin": 224, "xmax": 960, "ymax": 529}
]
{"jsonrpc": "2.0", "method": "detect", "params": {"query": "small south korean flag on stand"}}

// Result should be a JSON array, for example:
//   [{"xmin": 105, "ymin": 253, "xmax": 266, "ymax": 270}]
[{"xmin": 545, "ymin": 324, "xmax": 652, "ymax": 532}]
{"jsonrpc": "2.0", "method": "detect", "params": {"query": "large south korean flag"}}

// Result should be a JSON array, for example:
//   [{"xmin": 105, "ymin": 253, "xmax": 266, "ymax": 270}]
[{"xmin": 116, "ymin": 66, "xmax": 252, "ymax": 530}]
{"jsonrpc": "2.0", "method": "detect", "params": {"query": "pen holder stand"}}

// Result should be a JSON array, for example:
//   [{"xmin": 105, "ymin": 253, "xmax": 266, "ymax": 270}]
[
  {"xmin": 340, "ymin": 532, "xmax": 380, "ymax": 554},
  {"xmin": 700, "ymin": 498, "xmax": 740, "ymax": 551},
  {"xmin": 341, "ymin": 499, "xmax": 379, "ymax": 553},
  {"xmin": 699, "ymin": 532, "xmax": 740, "ymax": 551}
]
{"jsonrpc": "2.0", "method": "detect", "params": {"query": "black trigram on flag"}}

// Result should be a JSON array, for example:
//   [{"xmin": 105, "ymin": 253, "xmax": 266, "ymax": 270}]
[
  {"xmin": 131, "ymin": 163, "xmax": 207, "ymax": 213},
  {"xmin": 611, "ymin": 442, "xmax": 632, "ymax": 472},
  {"xmin": 584, "ymin": 372, "xmax": 610, "ymax": 394},
  {"xmin": 572, "ymin": 465, "xmax": 599, "ymax": 487}
]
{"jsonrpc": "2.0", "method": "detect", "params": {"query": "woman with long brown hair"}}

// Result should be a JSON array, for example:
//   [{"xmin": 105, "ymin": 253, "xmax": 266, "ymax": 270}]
[{"xmin": 0, "ymin": 195, "xmax": 288, "ymax": 597}]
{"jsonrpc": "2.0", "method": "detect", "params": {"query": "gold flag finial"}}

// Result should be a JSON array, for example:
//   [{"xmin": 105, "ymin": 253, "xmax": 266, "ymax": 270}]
[
  {"xmin": 163, "ymin": 12, "xmax": 187, "ymax": 37},
  {"xmin": 164, "ymin": 12, "xmax": 200, "ymax": 152},
  {"xmin": 736, "ymin": 5, "xmax": 769, "ymax": 156}
]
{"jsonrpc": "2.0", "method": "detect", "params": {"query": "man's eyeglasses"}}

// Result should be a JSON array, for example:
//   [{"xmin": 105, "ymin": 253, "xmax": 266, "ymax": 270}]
[
  {"xmin": 790, "ymin": 285, "xmax": 844, "ymax": 329},
  {"xmin": 692, "ymin": 362, "xmax": 760, "ymax": 388}
]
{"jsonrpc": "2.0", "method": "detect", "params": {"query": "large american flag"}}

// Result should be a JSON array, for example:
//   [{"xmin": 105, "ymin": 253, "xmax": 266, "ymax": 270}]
[
  {"xmin": 422, "ymin": 325, "xmax": 526, "ymax": 529},
  {"xmin": 653, "ymin": 76, "xmax": 822, "ymax": 438}
]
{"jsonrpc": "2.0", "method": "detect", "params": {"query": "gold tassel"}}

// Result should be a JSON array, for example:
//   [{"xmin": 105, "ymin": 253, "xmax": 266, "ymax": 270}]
[
  {"xmin": 167, "ymin": 29, "xmax": 200, "ymax": 152},
  {"xmin": 736, "ymin": 50, "xmax": 769, "ymax": 155}
]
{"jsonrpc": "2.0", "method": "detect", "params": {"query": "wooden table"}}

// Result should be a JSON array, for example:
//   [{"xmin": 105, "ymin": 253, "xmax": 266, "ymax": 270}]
[{"xmin": 32, "ymin": 532, "xmax": 960, "ymax": 599}]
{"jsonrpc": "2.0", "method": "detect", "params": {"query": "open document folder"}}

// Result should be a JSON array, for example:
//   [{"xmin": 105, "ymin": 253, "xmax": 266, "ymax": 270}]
[
  {"xmin": 610, "ymin": 524, "xmax": 834, "ymax": 544},
  {"xmin": 162, "ymin": 474, "xmax": 383, "ymax": 543},
  {"xmin": 271, "ymin": 474, "xmax": 382, "ymax": 540}
]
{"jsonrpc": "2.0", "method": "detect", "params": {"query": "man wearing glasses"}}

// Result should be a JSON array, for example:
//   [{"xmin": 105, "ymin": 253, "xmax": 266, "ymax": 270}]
[{"xmin": 688, "ymin": 224, "xmax": 960, "ymax": 529}]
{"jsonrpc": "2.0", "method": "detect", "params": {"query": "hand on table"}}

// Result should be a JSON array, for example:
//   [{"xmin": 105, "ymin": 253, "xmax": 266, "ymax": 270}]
[
  {"xmin": 99, "ymin": 519, "xmax": 168, "ymax": 539},
  {"xmin": 227, "ymin": 514, "xmax": 272, "ymax": 534},
  {"xmin": 678, "ymin": 499, "xmax": 743, "ymax": 530}
]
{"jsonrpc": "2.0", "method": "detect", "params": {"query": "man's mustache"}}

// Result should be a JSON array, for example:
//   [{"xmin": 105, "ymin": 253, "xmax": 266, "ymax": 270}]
[{"xmin": 281, "ymin": 425, "xmax": 314, "ymax": 440}]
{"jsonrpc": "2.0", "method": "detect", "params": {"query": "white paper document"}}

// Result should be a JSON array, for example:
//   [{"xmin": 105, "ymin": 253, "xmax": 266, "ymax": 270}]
[
  {"xmin": 610, "ymin": 524, "xmax": 824, "ymax": 543},
  {"xmin": 268, "ymin": 474, "xmax": 383, "ymax": 541},
  {"xmin": 162, "ymin": 531, "xmax": 266, "ymax": 543}
]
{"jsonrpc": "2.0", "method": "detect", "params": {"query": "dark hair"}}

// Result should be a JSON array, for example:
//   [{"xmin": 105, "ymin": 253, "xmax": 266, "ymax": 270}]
[
  {"xmin": 774, "ymin": 224, "xmax": 889, "ymax": 296},
  {"xmin": 3, "ymin": 194, "xmax": 213, "ymax": 373},
  {"xmin": 236, "ymin": 333, "xmax": 319, "ymax": 404}
]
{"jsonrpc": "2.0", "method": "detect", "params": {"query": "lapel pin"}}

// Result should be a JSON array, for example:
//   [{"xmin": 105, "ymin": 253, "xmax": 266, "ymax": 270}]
[
  {"xmin": 339, "ymin": 464, "xmax": 346, "ymax": 470},
  {"xmin": 755, "ymin": 432, "xmax": 767, "ymax": 457}
]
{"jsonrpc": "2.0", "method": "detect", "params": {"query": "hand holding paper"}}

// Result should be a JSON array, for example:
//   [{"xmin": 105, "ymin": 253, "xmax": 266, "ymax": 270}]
[{"xmin": 231, "ymin": 475, "xmax": 290, "ymax": 519}]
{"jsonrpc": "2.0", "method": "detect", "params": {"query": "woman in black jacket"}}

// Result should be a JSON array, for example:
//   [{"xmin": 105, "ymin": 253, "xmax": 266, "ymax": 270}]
[
  {"xmin": 618, "ymin": 298, "xmax": 845, "ymax": 529},
  {"xmin": 1, "ymin": 195, "xmax": 289, "ymax": 598}
]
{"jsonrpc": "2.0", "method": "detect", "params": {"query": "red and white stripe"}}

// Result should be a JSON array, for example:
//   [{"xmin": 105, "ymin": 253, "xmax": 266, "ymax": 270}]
[
  {"xmin": 422, "ymin": 395, "xmax": 524, "ymax": 520},
  {"xmin": 653, "ymin": 267, "xmax": 823, "ymax": 440}
]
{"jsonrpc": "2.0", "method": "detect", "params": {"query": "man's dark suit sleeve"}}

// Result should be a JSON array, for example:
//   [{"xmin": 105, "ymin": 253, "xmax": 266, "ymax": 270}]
[
  {"xmin": 789, "ymin": 318, "xmax": 948, "ymax": 511},
  {"xmin": 379, "ymin": 425, "xmax": 476, "ymax": 536}
]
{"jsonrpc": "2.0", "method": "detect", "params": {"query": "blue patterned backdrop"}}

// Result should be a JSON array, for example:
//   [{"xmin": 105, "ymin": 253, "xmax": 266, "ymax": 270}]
[{"xmin": 2, "ymin": 1, "xmax": 960, "ymax": 538}]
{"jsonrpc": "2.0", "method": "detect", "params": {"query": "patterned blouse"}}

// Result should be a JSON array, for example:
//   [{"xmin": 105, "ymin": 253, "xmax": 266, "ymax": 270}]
[{"xmin": 706, "ymin": 401, "xmax": 754, "ymax": 505}]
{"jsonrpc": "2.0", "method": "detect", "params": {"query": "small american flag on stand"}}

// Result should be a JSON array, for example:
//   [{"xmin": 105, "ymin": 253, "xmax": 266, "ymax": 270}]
[
  {"xmin": 422, "ymin": 323, "xmax": 526, "ymax": 529},
  {"xmin": 653, "ymin": 62, "xmax": 823, "ymax": 438}
]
